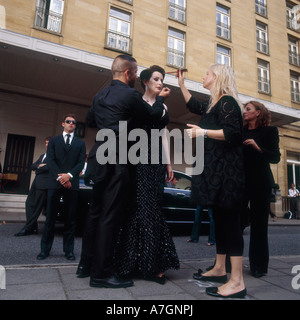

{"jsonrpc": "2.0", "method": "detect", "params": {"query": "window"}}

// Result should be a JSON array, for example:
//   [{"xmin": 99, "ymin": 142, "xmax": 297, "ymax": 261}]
[
  {"xmin": 256, "ymin": 21, "xmax": 269, "ymax": 54},
  {"xmin": 216, "ymin": 45, "xmax": 231, "ymax": 66},
  {"xmin": 119, "ymin": 0, "xmax": 133, "ymax": 4},
  {"xmin": 257, "ymin": 59, "xmax": 270, "ymax": 94},
  {"xmin": 286, "ymin": 2, "xmax": 300, "ymax": 31},
  {"xmin": 216, "ymin": 4, "xmax": 231, "ymax": 40},
  {"xmin": 291, "ymin": 72, "xmax": 300, "ymax": 103},
  {"xmin": 289, "ymin": 36, "xmax": 300, "ymax": 66},
  {"xmin": 169, "ymin": 0, "xmax": 186, "ymax": 24},
  {"xmin": 167, "ymin": 28, "xmax": 185, "ymax": 68},
  {"xmin": 287, "ymin": 152, "xmax": 300, "ymax": 188},
  {"xmin": 255, "ymin": 0, "xmax": 267, "ymax": 17},
  {"xmin": 106, "ymin": 7, "xmax": 132, "ymax": 54},
  {"xmin": 34, "ymin": 0, "xmax": 64, "ymax": 34}
]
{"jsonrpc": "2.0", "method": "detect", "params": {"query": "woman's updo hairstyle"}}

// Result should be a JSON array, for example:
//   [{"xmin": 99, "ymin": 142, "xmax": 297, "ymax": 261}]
[{"xmin": 140, "ymin": 65, "xmax": 165, "ymax": 91}]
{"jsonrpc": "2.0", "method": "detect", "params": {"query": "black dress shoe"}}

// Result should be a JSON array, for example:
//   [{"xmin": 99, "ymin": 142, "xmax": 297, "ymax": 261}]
[
  {"xmin": 76, "ymin": 264, "xmax": 90, "ymax": 278},
  {"xmin": 193, "ymin": 273, "xmax": 227, "ymax": 283},
  {"xmin": 15, "ymin": 227, "xmax": 38, "ymax": 237},
  {"xmin": 90, "ymin": 275, "xmax": 134, "ymax": 288},
  {"xmin": 206, "ymin": 287, "xmax": 247, "ymax": 299},
  {"xmin": 37, "ymin": 252, "xmax": 49, "ymax": 260},
  {"xmin": 251, "ymin": 271, "xmax": 266, "ymax": 278},
  {"xmin": 65, "ymin": 252, "xmax": 76, "ymax": 260}
]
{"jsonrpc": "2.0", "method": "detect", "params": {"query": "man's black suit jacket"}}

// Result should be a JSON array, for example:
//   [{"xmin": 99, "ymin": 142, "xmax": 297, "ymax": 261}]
[
  {"xmin": 46, "ymin": 134, "xmax": 86, "ymax": 190},
  {"xmin": 31, "ymin": 154, "xmax": 49, "ymax": 190}
]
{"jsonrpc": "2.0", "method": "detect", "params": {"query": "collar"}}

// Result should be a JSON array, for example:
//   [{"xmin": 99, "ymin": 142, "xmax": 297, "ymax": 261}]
[{"xmin": 63, "ymin": 131, "xmax": 74, "ymax": 139}]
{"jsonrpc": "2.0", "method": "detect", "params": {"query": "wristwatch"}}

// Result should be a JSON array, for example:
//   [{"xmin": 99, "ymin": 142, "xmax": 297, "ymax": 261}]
[{"xmin": 204, "ymin": 129, "xmax": 208, "ymax": 138}]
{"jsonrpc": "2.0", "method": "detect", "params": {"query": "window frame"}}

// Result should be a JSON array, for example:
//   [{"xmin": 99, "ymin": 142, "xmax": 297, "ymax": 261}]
[
  {"xmin": 257, "ymin": 59, "xmax": 271, "ymax": 94},
  {"xmin": 167, "ymin": 28, "xmax": 186, "ymax": 68},
  {"xmin": 216, "ymin": 4, "xmax": 231, "ymax": 41},
  {"xmin": 105, "ymin": 6, "xmax": 132, "ymax": 54}
]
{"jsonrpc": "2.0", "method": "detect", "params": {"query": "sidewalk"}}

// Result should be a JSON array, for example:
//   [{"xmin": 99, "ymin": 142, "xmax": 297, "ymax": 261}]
[
  {"xmin": 0, "ymin": 212, "xmax": 300, "ymax": 301},
  {"xmin": 1, "ymin": 255, "xmax": 300, "ymax": 300}
]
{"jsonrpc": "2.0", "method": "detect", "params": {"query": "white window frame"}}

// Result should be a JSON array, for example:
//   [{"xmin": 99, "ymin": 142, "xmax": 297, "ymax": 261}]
[
  {"xmin": 107, "ymin": 7, "xmax": 131, "ymax": 53},
  {"xmin": 256, "ymin": 21, "xmax": 269, "ymax": 54},
  {"xmin": 169, "ymin": 0, "xmax": 186, "ymax": 23},
  {"xmin": 289, "ymin": 37, "xmax": 300, "ymax": 66},
  {"xmin": 255, "ymin": 0, "xmax": 267, "ymax": 17},
  {"xmin": 35, "ymin": 0, "xmax": 64, "ymax": 34},
  {"xmin": 167, "ymin": 28, "xmax": 186, "ymax": 68},
  {"xmin": 216, "ymin": 4, "xmax": 231, "ymax": 40},
  {"xmin": 291, "ymin": 73, "xmax": 300, "ymax": 103},
  {"xmin": 216, "ymin": 45, "xmax": 231, "ymax": 66},
  {"xmin": 257, "ymin": 59, "xmax": 270, "ymax": 94}
]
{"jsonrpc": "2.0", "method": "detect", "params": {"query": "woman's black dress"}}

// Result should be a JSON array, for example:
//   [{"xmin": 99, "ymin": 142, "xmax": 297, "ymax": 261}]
[
  {"xmin": 115, "ymin": 104, "xmax": 180, "ymax": 278},
  {"xmin": 186, "ymin": 95, "xmax": 245, "ymax": 209}
]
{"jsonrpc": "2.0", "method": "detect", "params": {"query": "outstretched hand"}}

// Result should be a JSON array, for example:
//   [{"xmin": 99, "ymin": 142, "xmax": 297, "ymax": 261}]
[{"xmin": 186, "ymin": 124, "xmax": 204, "ymax": 138}]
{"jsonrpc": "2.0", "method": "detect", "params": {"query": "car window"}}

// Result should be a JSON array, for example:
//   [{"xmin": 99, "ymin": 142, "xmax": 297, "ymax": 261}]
[{"xmin": 176, "ymin": 176, "xmax": 191, "ymax": 190}]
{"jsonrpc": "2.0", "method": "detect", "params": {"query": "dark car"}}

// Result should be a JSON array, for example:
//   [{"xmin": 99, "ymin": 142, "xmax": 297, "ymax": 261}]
[
  {"xmin": 162, "ymin": 170, "xmax": 209, "ymax": 226},
  {"xmin": 57, "ymin": 170, "xmax": 209, "ymax": 234}
]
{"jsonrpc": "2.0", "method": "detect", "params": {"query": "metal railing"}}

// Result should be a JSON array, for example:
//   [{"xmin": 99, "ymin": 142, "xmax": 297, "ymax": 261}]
[
  {"xmin": 167, "ymin": 48, "xmax": 185, "ymax": 68},
  {"xmin": 256, "ymin": 37, "xmax": 269, "ymax": 54},
  {"xmin": 216, "ymin": 21, "xmax": 231, "ymax": 40},
  {"xmin": 258, "ymin": 76, "xmax": 270, "ymax": 94},
  {"xmin": 289, "ymin": 50, "xmax": 300, "ymax": 67},
  {"xmin": 105, "ymin": 31, "xmax": 132, "ymax": 54},
  {"xmin": 169, "ymin": 3, "xmax": 186, "ymax": 23},
  {"xmin": 291, "ymin": 88, "xmax": 300, "ymax": 103},
  {"xmin": 255, "ymin": 3, "xmax": 267, "ymax": 17},
  {"xmin": 287, "ymin": 16, "xmax": 300, "ymax": 32}
]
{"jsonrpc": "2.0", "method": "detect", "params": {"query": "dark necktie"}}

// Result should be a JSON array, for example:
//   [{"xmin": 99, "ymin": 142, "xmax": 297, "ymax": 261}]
[{"xmin": 66, "ymin": 134, "xmax": 71, "ymax": 146}]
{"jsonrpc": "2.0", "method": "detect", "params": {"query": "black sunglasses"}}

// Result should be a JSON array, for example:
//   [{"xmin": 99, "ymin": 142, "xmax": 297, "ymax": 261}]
[{"xmin": 65, "ymin": 120, "xmax": 76, "ymax": 124}]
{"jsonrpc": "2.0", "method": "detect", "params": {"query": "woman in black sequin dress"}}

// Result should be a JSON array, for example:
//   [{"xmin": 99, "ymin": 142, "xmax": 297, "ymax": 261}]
[{"xmin": 115, "ymin": 66, "xmax": 180, "ymax": 284}]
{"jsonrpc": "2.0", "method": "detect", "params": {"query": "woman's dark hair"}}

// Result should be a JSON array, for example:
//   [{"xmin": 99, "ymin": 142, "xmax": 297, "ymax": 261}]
[
  {"xmin": 243, "ymin": 100, "xmax": 271, "ymax": 127},
  {"xmin": 140, "ymin": 65, "xmax": 165, "ymax": 91}
]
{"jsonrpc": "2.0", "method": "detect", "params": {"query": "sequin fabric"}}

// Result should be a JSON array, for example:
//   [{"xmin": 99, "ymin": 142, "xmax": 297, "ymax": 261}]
[{"xmin": 115, "ymin": 105, "xmax": 180, "ymax": 278}]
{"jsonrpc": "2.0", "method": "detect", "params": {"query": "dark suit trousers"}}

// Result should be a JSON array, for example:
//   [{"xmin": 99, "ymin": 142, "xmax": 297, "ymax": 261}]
[
  {"xmin": 80, "ymin": 164, "xmax": 130, "ymax": 278},
  {"xmin": 25, "ymin": 187, "xmax": 47, "ymax": 231},
  {"xmin": 41, "ymin": 188, "xmax": 78, "ymax": 254},
  {"xmin": 247, "ymin": 186, "xmax": 271, "ymax": 274}
]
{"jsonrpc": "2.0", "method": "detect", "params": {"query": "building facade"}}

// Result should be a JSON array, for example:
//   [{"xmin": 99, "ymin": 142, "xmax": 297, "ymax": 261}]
[{"xmin": 0, "ymin": 0, "xmax": 300, "ymax": 204}]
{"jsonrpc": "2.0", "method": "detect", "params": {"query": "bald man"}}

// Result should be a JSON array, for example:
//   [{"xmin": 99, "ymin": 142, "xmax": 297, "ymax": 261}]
[{"xmin": 77, "ymin": 55, "xmax": 170, "ymax": 288}]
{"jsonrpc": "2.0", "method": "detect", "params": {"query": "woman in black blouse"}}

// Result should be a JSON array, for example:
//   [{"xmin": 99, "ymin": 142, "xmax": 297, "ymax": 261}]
[
  {"xmin": 178, "ymin": 64, "xmax": 246, "ymax": 298},
  {"xmin": 243, "ymin": 101, "xmax": 280, "ymax": 278}
]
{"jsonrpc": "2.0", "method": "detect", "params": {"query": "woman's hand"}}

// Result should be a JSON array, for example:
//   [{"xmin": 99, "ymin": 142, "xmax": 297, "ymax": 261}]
[
  {"xmin": 159, "ymin": 87, "xmax": 171, "ymax": 99},
  {"xmin": 186, "ymin": 124, "xmax": 204, "ymax": 138},
  {"xmin": 176, "ymin": 69, "xmax": 191, "ymax": 103},
  {"xmin": 165, "ymin": 164, "xmax": 174, "ymax": 183},
  {"xmin": 243, "ymin": 139, "xmax": 262, "ymax": 153},
  {"xmin": 177, "ymin": 69, "xmax": 185, "ymax": 87}
]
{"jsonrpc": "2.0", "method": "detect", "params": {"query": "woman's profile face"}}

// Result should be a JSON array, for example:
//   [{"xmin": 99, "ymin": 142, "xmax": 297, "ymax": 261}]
[
  {"xmin": 243, "ymin": 103, "xmax": 260, "ymax": 123},
  {"xmin": 145, "ymin": 71, "xmax": 164, "ymax": 94},
  {"xmin": 203, "ymin": 69, "xmax": 216, "ymax": 90}
]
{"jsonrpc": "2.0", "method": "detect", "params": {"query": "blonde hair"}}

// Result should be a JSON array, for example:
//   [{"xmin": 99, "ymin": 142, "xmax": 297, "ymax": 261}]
[{"xmin": 207, "ymin": 64, "xmax": 242, "ymax": 112}]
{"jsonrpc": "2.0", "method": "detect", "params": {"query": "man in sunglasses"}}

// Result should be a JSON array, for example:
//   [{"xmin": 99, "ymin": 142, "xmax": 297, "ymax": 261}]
[{"xmin": 37, "ymin": 114, "xmax": 86, "ymax": 261}]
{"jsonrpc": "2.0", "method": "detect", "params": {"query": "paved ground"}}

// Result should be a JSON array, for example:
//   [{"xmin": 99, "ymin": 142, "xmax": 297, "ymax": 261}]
[{"xmin": 0, "ymin": 213, "xmax": 300, "ymax": 304}]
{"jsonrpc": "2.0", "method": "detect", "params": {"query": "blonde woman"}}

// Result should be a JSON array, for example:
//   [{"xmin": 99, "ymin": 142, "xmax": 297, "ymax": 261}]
[{"xmin": 177, "ymin": 64, "xmax": 246, "ymax": 298}]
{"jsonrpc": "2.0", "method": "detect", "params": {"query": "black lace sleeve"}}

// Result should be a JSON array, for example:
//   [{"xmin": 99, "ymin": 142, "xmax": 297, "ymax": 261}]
[
  {"xmin": 218, "ymin": 96, "xmax": 243, "ymax": 145},
  {"xmin": 186, "ymin": 96, "xmax": 209, "ymax": 115}
]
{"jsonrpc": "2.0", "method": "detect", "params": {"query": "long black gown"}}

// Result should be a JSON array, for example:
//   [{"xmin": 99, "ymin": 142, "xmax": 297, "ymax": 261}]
[{"xmin": 115, "ymin": 103, "xmax": 180, "ymax": 278}]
